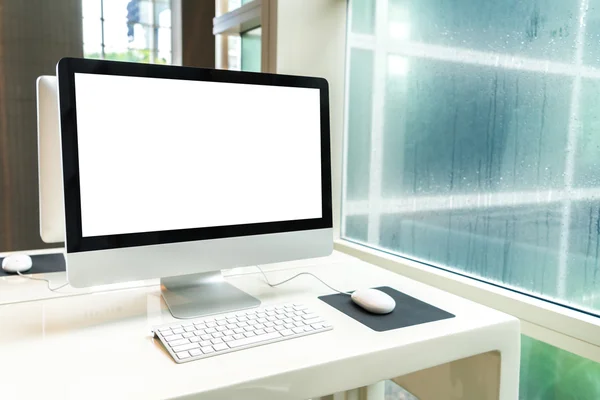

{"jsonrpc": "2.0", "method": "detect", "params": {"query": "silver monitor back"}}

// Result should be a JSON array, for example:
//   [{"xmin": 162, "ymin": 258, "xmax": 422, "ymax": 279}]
[{"xmin": 36, "ymin": 75, "xmax": 65, "ymax": 244}]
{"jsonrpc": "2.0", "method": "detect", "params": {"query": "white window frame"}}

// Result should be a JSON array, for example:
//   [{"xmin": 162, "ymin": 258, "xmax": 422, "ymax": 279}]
[
  {"xmin": 212, "ymin": 0, "xmax": 276, "ymax": 72},
  {"xmin": 297, "ymin": 0, "xmax": 600, "ymax": 364}
]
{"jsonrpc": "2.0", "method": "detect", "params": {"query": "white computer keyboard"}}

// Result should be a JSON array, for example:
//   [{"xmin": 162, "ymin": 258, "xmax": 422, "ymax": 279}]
[{"xmin": 153, "ymin": 302, "xmax": 333, "ymax": 363}]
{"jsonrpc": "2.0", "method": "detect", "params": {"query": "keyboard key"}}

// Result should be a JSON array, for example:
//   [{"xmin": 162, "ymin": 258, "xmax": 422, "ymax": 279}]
[
  {"xmin": 284, "ymin": 323, "xmax": 295, "ymax": 329},
  {"xmin": 275, "ymin": 325, "xmax": 286, "ymax": 331},
  {"xmin": 293, "ymin": 316, "xmax": 303, "ymax": 322},
  {"xmin": 216, "ymin": 326, "xmax": 227, "ymax": 332},
  {"xmin": 267, "ymin": 316, "xmax": 277, "ymax": 322},
  {"xmin": 169, "ymin": 338, "xmax": 190, "ymax": 347},
  {"xmin": 172, "ymin": 342, "xmax": 200, "ymax": 352},
  {"xmin": 304, "ymin": 317, "xmax": 324, "ymax": 326},
  {"xmin": 206, "ymin": 322, "xmax": 217, "ymax": 328},
  {"xmin": 266, "ymin": 311, "xmax": 276, "ymax": 316},
  {"xmin": 228, "ymin": 331, "xmax": 282, "ymax": 348},
  {"xmin": 311, "ymin": 323, "xmax": 325, "ymax": 330},
  {"xmin": 292, "ymin": 327, "xmax": 305, "ymax": 334},
  {"xmin": 304, "ymin": 326, "xmax": 314, "ymax": 332},
  {"xmin": 176, "ymin": 351, "xmax": 191, "ymax": 359},
  {"xmin": 159, "ymin": 330, "xmax": 173, "ymax": 337},
  {"xmin": 184, "ymin": 326, "xmax": 196, "ymax": 332},
  {"xmin": 183, "ymin": 332, "xmax": 195, "ymax": 338},
  {"xmin": 265, "ymin": 327, "xmax": 276, "ymax": 333},
  {"xmin": 274, "ymin": 320, "xmax": 284, "ymax": 326},
  {"xmin": 201, "ymin": 334, "xmax": 212, "ymax": 341},
  {"xmin": 217, "ymin": 320, "xmax": 228, "ymax": 326},
  {"xmin": 223, "ymin": 335, "xmax": 234, "ymax": 342},
  {"xmin": 194, "ymin": 330, "xmax": 206, "ymax": 336},
  {"xmin": 280, "ymin": 329, "xmax": 294, "ymax": 336},
  {"xmin": 224, "ymin": 330, "xmax": 235, "ymax": 336},
  {"xmin": 302, "ymin": 313, "xmax": 317, "ymax": 320},
  {"xmin": 159, "ymin": 326, "xmax": 174, "ymax": 333},
  {"xmin": 256, "ymin": 313, "xmax": 267, "ymax": 318},
  {"xmin": 189, "ymin": 349, "xmax": 203, "ymax": 357},
  {"xmin": 213, "ymin": 332, "xmax": 224, "ymax": 338},
  {"xmin": 244, "ymin": 326, "xmax": 254, "ymax": 332},
  {"xmin": 264, "ymin": 322, "xmax": 275, "ymax": 327},
  {"xmin": 213, "ymin": 343, "xmax": 229, "ymax": 351},
  {"xmin": 238, "ymin": 316, "xmax": 248, "ymax": 322},
  {"xmin": 234, "ymin": 328, "xmax": 245, "ymax": 334},
  {"xmin": 247, "ymin": 314, "xmax": 258, "ymax": 320},
  {"xmin": 200, "ymin": 340, "xmax": 212, "ymax": 347},
  {"xmin": 211, "ymin": 338, "xmax": 224, "ymax": 345},
  {"xmin": 226, "ymin": 318, "xmax": 238, "ymax": 324},
  {"xmin": 244, "ymin": 331, "xmax": 256, "ymax": 338},
  {"xmin": 190, "ymin": 336, "xmax": 201, "ymax": 343},
  {"xmin": 294, "ymin": 321, "xmax": 305, "ymax": 328},
  {"xmin": 284, "ymin": 318, "xmax": 293, "ymax": 323},
  {"xmin": 285, "ymin": 313, "xmax": 295, "ymax": 318},
  {"xmin": 237, "ymin": 322, "xmax": 249, "ymax": 327},
  {"xmin": 201, "ymin": 346, "xmax": 215, "ymax": 354},
  {"xmin": 194, "ymin": 323, "xmax": 207, "ymax": 330},
  {"xmin": 182, "ymin": 322, "xmax": 194, "ymax": 327},
  {"xmin": 247, "ymin": 319, "xmax": 258, "ymax": 325},
  {"xmin": 226, "ymin": 324, "xmax": 237, "ymax": 330},
  {"xmin": 205, "ymin": 328, "xmax": 216, "ymax": 334},
  {"xmin": 257, "ymin": 318, "xmax": 267, "ymax": 324},
  {"xmin": 254, "ymin": 329, "xmax": 266, "ymax": 335},
  {"xmin": 163, "ymin": 334, "xmax": 183, "ymax": 342},
  {"xmin": 254, "ymin": 323, "xmax": 265, "ymax": 330},
  {"xmin": 233, "ymin": 333, "xmax": 245, "ymax": 339},
  {"xmin": 172, "ymin": 328, "xmax": 184, "ymax": 334}
]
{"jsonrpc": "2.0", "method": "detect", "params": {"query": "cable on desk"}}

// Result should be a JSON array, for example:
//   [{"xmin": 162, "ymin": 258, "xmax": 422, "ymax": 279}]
[
  {"xmin": 254, "ymin": 266, "xmax": 351, "ymax": 296},
  {"xmin": 16, "ymin": 271, "xmax": 69, "ymax": 292}
]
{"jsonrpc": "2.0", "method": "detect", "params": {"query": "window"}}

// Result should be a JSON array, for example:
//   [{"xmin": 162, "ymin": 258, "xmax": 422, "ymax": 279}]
[
  {"xmin": 82, "ymin": 0, "xmax": 172, "ymax": 64},
  {"xmin": 342, "ymin": 0, "xmax": 600, "ymax": 398},
  {"xmin": 343, "ymin": 0, "xmax": 600, "ymax": 316},
  {"xmin": 214, "ymin": 0, "xmax": 264, "ymax": 72}
]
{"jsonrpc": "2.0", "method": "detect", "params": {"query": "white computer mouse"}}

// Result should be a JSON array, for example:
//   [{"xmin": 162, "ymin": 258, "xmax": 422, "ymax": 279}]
[
  {"xmin": 351, "ymin": 288, "xmax": 396, "ymax": 314},
  {"xmin": 2, "ymin": 254, "xmax": 33, "ymax": 273}
]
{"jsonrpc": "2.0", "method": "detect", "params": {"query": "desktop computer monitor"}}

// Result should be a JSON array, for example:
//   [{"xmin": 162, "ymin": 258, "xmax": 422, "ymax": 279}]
[{"xmin": 55, "ymin": 58, "xmax": 332, "ymax": 318}]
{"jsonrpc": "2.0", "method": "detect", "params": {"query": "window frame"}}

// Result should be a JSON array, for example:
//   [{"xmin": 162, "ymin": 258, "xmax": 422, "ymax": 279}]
[
  {"xmin": 318, "ymin": 0, "xmax": 600, "ymax": 364},
  {"xmin": 212, "ymin": 0, "xmax": 276, "ymax": 72}
]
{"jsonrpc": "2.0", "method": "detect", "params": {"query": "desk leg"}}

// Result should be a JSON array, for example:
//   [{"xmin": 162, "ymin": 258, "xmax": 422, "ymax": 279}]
[{"xmin": 391, "ymin": 351, "xmax": 501, "ymax": 400}]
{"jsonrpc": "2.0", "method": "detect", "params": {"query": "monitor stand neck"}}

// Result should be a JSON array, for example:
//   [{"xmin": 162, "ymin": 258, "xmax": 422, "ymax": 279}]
[{"xmin": 161, "ymin": 271, "xmax": 261, "ymax": 319}]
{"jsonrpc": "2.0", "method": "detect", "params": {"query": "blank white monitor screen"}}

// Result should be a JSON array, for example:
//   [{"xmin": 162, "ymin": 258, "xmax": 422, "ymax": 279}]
[{"xmin": 74, "ymin": 73, "xmax": 323, "ymax": 238}]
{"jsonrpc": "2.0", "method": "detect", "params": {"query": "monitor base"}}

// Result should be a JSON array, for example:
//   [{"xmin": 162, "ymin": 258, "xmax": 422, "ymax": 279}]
[{"xmin": 161, "ymin": 272, "xmax": 261, "ymax": 319}]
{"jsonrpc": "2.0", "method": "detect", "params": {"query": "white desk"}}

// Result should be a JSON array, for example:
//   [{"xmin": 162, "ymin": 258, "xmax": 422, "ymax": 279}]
[{"xmin": 0, "ymin": 252, "xmax": 520, "ymax": 400}]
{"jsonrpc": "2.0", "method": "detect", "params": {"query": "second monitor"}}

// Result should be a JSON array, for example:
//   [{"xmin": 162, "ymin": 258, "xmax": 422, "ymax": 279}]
[{"xmin": 56, "ymin": 58, "xmax": 333, "ymax": 318}]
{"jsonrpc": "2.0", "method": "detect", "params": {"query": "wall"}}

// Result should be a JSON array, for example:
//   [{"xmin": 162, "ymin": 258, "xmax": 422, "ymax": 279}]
[{"xmin": 0, "ymin": 0, "xmax": 83, "ymax": 252}]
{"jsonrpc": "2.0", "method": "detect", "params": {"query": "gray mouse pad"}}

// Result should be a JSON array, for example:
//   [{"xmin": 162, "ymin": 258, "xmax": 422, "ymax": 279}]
[
  {"xmin": 319, "ymin": 286, "xmax": 454, "ymax": 332},
  {"xmin": 0, "ymin": 253, "xmax": 66, "ymax": 276}
]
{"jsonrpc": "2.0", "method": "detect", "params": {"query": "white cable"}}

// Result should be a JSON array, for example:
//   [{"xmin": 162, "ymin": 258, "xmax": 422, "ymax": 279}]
[
  {"xmin": 254, "ymin": 265, "xmax": 351, "ymax": 296},
  {"xmin": 16, "ymin": 271, "xmax": 69, "ymax": 292}
]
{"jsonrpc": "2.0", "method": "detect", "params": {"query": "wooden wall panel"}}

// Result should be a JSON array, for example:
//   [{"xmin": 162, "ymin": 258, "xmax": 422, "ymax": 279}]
[{"xmin": 0, "ymin": 0, "xmax": 83, "ymax": 251}]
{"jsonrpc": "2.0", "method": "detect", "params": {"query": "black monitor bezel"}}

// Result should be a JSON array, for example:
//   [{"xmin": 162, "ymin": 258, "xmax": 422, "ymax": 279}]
[{"xmin": 57, "ymin": 57, "xmax": 332, "ymax": 253}]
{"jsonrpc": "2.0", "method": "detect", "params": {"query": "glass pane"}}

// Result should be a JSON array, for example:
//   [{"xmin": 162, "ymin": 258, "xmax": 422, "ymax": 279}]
[
  {"xmin": 227, "ymin": 35, "xmax": 242, "ymax": 71},
  {"xmin": 350, "ymin": 0, "xmax": 375, "ymax": 35},
  {"xmin": 343, "ymin": 0, "xmax": 600, "ymax": 314},
  {"xmin": 241, "ymin": 27, "xmax": 261, "ymax": 72},
  {"xmin": 520, "ymin": 335, "xmax": 600, "ymax": 399},
  {"xmin": 82, "ymin": 0, "xmax": 171, "ymax": 64}
]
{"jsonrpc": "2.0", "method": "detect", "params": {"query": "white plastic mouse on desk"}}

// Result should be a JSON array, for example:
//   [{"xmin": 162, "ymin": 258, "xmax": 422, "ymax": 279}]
[
  {"xmin": 2, "ymin": 254, "xmax": 33, "ymax": 273},
  {"xmin": 351, "ymin": 288, "xmax": 396, "ymax": 314}
]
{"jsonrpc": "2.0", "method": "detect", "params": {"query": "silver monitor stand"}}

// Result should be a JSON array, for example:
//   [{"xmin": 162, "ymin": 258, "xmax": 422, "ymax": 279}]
[{"xmin": 161, "ymin": 272, "xmax": 260, "ymax": 319}]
